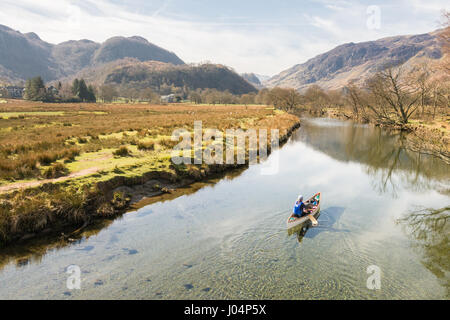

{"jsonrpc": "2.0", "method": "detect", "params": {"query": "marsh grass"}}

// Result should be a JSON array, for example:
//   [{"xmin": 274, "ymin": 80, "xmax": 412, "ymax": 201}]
[
  {"xmin": 0, "ymin": 99, "xmax": 299, "ymax": 246},
  {"xmin": 137, "ymin": 140, "xmax": 155, "ymax": 151},
  {"xmin": 43, "ymin": 163, "xmax": 68, "ymax": 179},
  {"xmin": 113, "ymin": 146, "xmax": 130, "ymax": 157}
]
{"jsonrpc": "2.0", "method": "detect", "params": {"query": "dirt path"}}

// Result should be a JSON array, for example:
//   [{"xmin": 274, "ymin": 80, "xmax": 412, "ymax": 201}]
[{"xmin": 0, "ymin": 167, "xmax": 100, "ymax": 194}]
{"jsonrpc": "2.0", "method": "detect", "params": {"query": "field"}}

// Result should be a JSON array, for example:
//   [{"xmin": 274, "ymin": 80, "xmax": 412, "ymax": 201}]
[{"xmin": 0, "ymin": 99, "xmax": 299, "ymax": 245}]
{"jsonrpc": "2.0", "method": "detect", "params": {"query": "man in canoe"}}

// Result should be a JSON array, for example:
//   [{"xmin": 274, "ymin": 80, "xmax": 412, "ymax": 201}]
[{"xmin": 292, "ymin": 195, "xmax": 307, "ymax": 218}]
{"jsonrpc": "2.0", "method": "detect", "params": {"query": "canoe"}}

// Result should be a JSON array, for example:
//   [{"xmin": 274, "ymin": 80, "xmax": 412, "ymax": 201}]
[{"xmin": 286, "ymin": 192, "xmax": 321, "ymax": 229}]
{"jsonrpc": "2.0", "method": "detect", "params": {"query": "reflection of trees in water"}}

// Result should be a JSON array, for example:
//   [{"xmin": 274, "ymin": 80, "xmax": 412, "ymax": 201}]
[
  {"xmin": 298, "ymin": 120, "xmax": 450, "ymax": 195},
  {"xmin": 0, "ymin": 219, "xmax": 113, "ymax": 272},
  {"xmin": 397, "ymin": 206, "xmax": 450, "ymax": 297}
]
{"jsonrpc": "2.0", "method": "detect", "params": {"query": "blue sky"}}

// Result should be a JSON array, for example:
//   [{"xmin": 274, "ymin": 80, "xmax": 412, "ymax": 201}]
[{"xmin": 0, "ymin": 0, "xmax": 448, "ymax": 75}]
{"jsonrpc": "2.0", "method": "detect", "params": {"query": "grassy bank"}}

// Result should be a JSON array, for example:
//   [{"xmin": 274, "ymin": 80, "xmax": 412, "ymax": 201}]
[{"xmin": 0, "ymin": 99, "xmax": 299, "ymax": 246}]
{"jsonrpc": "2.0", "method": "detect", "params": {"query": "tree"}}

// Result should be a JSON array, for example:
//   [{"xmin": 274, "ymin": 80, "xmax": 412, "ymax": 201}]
[
  {"xmin": 366, "ymin": 67, "xmax": 420, "ymax": 125},
  {"xmin": 59, "ymin": 82, "xmax": 74, "ymax": 100},
  {"xmin": 411, "ymin": 64, "xmax": 432, "ymax": 116},
  {"xmin": 0, "ymin": 87, "xmax": 9, "ymax": 98},
  {"xmin": 86, "ymin": 85, "xmax": 97, "ymax": 102},
  {"xmin": 240, "ymin": 93, "xmax": 256, "ymax": 105},
  {"xmin": 24, "ymin": 76, "xmax": 49, "ymax": 101},
  {"xmin": 430, "ymin": 81, "xmax": 449, "ymax": 119},
  {"xmin": 72, "ymin": 78, "xmax": 96, "ymax": 102},
  {"xmin": 71, "ymin": 79, "xmax": 80, "ymax": 96},
  {"xmin": 140, "ymin": 88, "xmax": 160, "ymax": 103},
  {"xmin": 189, "ymin": 90, "xmax": 202, "ymax": 104},
  {"xmin": 255, "ymin": 88, "xmax": 271, "ymax": 105},
  {"xmin": 438, "ymin": 11, "xmax": 450, "ymax": 72},
  {"xmin": 346, "ymin": 82, "xmax": 370, "ymax": 121},
  {"xmin": 304, "ymin": 85, "xmax": 330, "ymax": 110},
  {"xmin": 99, "ymin": 85, "xmax": 118, "ymax": 103},
  {"xmin": 268, "ymin": 87, "xmax": 303, "ymax": 112}
]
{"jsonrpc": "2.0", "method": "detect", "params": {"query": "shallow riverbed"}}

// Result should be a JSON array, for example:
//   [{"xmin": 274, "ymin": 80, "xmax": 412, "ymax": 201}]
[{"xmin": 0, "ymin": 118, "xmax": 448, "ymax": 299}]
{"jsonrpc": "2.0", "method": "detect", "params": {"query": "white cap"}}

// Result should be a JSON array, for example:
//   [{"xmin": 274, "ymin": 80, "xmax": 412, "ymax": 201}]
[{"xmin": 297, "ymin": 195, "xmax": 303, "ymax": 201}]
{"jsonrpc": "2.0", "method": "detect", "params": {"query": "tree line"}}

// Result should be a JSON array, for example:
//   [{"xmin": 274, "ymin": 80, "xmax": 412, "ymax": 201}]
[{"xmin": 24, "ymin": 76, "xmax": 97, "ymax": 102}]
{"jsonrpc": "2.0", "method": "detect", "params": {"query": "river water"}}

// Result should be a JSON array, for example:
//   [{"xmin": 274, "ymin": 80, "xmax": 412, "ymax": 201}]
[{"xmin": 0, "ymin": 118, "xmax": 448, "ymax": 299}]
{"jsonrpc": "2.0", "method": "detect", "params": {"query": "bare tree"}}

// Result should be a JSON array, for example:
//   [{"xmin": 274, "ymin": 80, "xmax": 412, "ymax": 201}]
[
  {"xmin": 412, "ymin": 64, "xmax": 432, "ymax": 117},
  {"xmin": 346, "ymin": 82, "xmax": 370, "ymax": 121},
  {"xmin": 366, "ymin": 67, "xmax": 420, "ymax": 126},
  {"xmin": 99, "ymin": 85, "xmax": 118, "ymax": 103},
  {"xmin": 268, "ymin": 87, "xmax": 303, "ymax": 112},
  {"xmin": 304, "ymin": 85, "xmax": 330, "ymax": 110},
  {"xmin": 438, "ymin": 11, "xmax": 450, "ymax": 72}
]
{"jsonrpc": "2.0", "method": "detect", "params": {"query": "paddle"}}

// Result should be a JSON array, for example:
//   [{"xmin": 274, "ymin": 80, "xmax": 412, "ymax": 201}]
[{"xmin": 308, "ymin": 215, "xmax": 318, "ymax": 226}]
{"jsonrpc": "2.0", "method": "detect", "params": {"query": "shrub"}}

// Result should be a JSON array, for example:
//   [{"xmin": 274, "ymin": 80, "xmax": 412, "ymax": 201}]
[
  {"xmin": 113, "ymin": 146, "xmax": 130, "ymax": 157},
  {"xmin": 37, "ymin": 151, "xmax": 58, "ymax": 165},
  {"xmin": 159, "ymin": 138, "xmax": 177, "ymax": 149},
  {"xmin": 64, "ymin": 147, "xmax": 80, "ymax": 161},
  {"xmin": 137, "ymin": 140, "xmax": 155, "ymax": 151},
  {"xmin": 43, "ymin": 163, "xmax": 68, "ymax": 179},
  {"xmin": 137, "ymin": 129, "xmax": 148, "ymax": 137}
]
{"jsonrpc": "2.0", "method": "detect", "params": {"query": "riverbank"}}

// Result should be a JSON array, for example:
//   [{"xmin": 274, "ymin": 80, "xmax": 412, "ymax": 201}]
[
  {"xmin": 2, "ymin": 116, "xmax": 448, "ymax": 299},
  {"xmin": 325, "ymin": 107, "xmax": 450, "ymax": 164},
  {"xmin": 0, "ymin": 100, "xmax": 299, "ymax": 247}
]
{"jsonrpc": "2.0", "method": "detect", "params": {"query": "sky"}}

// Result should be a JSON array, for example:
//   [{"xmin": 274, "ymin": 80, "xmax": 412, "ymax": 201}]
[{"xmin": 0, "ymin": 0, "xmax": 448, "ymax": 75}]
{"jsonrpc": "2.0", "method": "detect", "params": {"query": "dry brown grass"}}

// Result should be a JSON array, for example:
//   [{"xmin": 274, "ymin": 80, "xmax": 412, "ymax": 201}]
[
  {"xmin": 0, "ymin": 100, "xmax": 297, "ymax": 182},
  {"xmin": 0, "ymin": 100, "xmax": 300, "ymax": 246}
]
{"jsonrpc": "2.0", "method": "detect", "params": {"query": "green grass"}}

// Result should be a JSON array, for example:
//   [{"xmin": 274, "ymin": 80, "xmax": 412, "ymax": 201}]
[
  {"xmin": 78, "ymin": 111, "xmax": 108, "ymax": 115},
  {"xmin": 0, "ymin": 111, "xmax": 65, "ymax": 118}
]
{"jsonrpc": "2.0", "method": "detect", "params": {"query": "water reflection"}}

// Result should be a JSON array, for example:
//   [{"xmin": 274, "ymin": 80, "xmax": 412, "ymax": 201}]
[
  {"xmin": 0, "ymin": 219, "xmax": 114, "ymax": 271},
  {"xmin": 0, "ymin": 168, "xmax": 247, "ymax": 272},
  {"xmin": 288, "ymin": 206, "xmax": 347, "ymax": 242},
  {"xmin": 295, "ymin": 119, "xmax": 450, "ymax": 195},
  {"xmin": 397, "ymin": 206, "xmax": 450, "ymax": 297},
  {"xmin": 132, "ymin": 168, "xmax": 246, "ymax": 209}
]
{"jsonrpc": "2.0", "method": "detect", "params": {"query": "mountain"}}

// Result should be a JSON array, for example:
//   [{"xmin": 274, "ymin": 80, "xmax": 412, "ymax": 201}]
[
  {"xmin": 0, "ymin": 24, "xmax": 255, "ymax": 94},
  {"xmin": 91, "ymin": 36, "xmax": 183, "ymax": 66},
  {"xmin": 254, "ymin": 74, "xmax": 271, "ymax": 83},
  {"xmin": 51, "ymin": 39, "xmax": 100, "ymax": 76},
  {"xmin": 0, "ymin": 24, "xmax": 184, "ymax": 83},
  {"xmin": 102, "ymin": 61, "xmax": 257, "ymax": 95},
  {"xmin": 241, "ymin": 73, "xmax": 262, "ymax": 88},
  {"xmin": 265, "ymin": 30, "xmax": 445, "ymax": 91},
  {"xmin": 0, "ymin": 25, "xmax": 61, "ymax": 82}
]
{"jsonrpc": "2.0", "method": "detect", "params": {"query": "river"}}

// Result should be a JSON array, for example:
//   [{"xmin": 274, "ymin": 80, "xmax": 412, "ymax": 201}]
[{"xmin": 0, "ymin": 118, "xmax": 448, "ymax": 299}]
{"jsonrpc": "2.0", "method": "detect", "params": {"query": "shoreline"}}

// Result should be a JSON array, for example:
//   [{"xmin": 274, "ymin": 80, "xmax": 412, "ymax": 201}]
[{"xmin": 0, "ymin": 121, "xmax": 301, "ymax": 247}]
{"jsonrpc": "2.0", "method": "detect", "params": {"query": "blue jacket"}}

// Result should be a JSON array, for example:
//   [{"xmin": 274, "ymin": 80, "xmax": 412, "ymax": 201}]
[{"xmin": 293, "ymin": 201, "xmax": 305, "ymax": 215}]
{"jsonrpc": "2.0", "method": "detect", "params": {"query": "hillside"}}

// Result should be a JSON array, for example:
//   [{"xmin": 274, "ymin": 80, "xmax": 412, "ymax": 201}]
[
  {"xmin": 0, "ymin": 25, "xmax": 61, "ymax": 82},
  {"xmin": 0, "ymin": 24, "xmax": 184, "ymax": 83},
  {"xmin": 265, "ymin": 30, "xmax": 446, "ymax": 91},
  {"xmin": 92, "ymin": 36, "xmax": 183, "ymax": 66},
  {"xmin": 241, "ymin": 73, "xmax": 262, "ymax": 88},
  {"xmin": 102, "ymin": 61, "xmax": 258, "ymax": 95}
]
